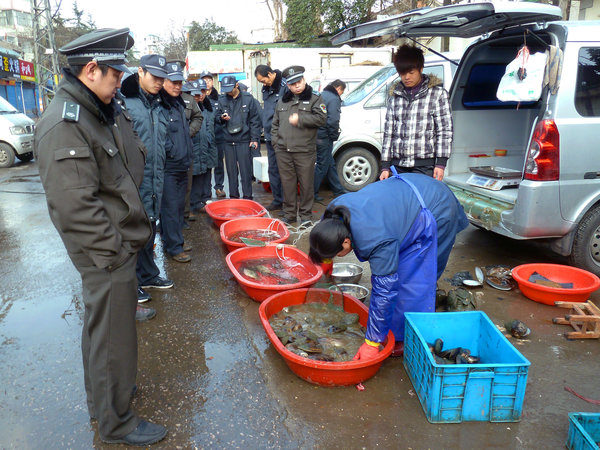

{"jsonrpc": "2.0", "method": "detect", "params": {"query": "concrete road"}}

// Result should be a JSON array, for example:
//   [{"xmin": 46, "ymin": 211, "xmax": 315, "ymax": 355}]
[{"xmin": 1, "ymin": 160, "xmax": 599, "ymax": 449}]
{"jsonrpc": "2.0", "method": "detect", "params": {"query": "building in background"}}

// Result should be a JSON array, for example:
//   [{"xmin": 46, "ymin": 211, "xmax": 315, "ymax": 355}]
[{"xmin": 0, "ymin": 0, "xmax": 38, "ymax": 117}]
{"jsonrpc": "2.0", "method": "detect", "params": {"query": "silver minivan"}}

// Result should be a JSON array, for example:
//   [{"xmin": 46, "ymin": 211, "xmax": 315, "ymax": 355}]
[
  {"xmin": 334, "ymin": 2, "xmax": 600, "ymax": 276},
  {"xmin": 0, "ymin": 96, "xmax": 35, "ymax": 168},
  {"xmin": 333, "ymin": 54, "xmax": 459, "ymax": 191}
]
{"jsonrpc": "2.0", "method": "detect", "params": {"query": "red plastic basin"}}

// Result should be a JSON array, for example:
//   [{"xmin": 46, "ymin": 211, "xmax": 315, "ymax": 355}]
[
  {"xmin": 220, "ymin": 217, "xmax": 290, "ymax": 252},
  {"xmin": 259, "ymin": 288, "xmax": 394, "ymax": 386},
  {"xmin": 225, "ymin": 245, "xmax": 323, "ymax": 302},
  {"xmin": 205, "ymin": 199, "xmax": 267, "ymax": 227},
  {"xmin": 511, "ymin": 263, "xmax": 600, "ymax": 305}
]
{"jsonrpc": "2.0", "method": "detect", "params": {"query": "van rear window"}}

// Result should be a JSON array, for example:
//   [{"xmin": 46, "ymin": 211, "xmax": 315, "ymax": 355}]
[
  {"xmin": 462, "ymin": 64, "xmax": 537, "ymax": 108},
  {"xmin": 575, "ymin": 48, "xmax": 600, "ymax": 117}
]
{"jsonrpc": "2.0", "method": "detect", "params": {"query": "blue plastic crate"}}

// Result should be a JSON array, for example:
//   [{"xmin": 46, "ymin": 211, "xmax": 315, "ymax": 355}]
[
  {"xmin": 403, "ymin": 311, "xmax": 530, "ymax": 423},
  {"xmin": 567, "ymin": 413, "xmax": 600, "ymax": 450}
]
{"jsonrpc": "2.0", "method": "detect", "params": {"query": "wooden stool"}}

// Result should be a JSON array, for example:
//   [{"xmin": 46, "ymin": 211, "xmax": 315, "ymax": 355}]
[{"xmin": 553, "ymin": 300, "xmax": 600, "ymax": 339}]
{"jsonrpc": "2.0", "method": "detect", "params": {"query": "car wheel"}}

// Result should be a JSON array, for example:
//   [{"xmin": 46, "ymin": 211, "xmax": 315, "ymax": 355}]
[
  {"xmin": 336, "ymin": 147, "xmax": 379, "ymax": 192},
  {"xmin": 0, "ymin": 142, "xmax": 15, "ymax": 168},
  {"xmin": 16, "ymin": 151, "xmax": 33, "ymax": 162},
  {"xmin": 569, "ymin": 205, "xmax": 600, "ymax": 277}
]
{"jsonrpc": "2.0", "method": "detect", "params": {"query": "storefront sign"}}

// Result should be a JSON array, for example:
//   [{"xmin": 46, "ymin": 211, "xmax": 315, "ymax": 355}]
[{"xmin": 0, "ymin": 53, "xmax": 35, "ymax": 82}]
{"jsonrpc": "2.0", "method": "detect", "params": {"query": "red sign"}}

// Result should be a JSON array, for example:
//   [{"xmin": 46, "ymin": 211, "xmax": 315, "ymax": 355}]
[{"xmin": 19, "ymin": 60, "xmax": 34, "ymax": 82}]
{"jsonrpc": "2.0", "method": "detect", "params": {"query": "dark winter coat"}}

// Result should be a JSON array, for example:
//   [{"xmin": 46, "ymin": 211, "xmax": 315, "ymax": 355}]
[
  {"xmin": 34, "ymin": 69, "xmax": 151, "ymax": 270},
  {"xmin": 317, "ymin": 84, "xmax": 342, "ymax": 141},
  {"xmin": 207, "ymin": 88, "xmax": 224, "ymax": 143},
  {"xmin": 271, "ymin": 84, "xmax": 327, "ymax": 153},
  {"xmin": 120, "ymin": 73, "xmax": 168, "ymax": 220},
  {"xmin": 181, "ymin": 92, "xmax": 203, "ymax": 137},
  {"xmin": 161, "ymin": 91, "xmax": 193, "ymax": 172},
  {"xmin": 192, "ymin": 97, "xmax": 218, "ymax": 175},
  {"xmin": 215, "ymin": 91, "xmax": 262, "ymax": 144},
  {"xmin": 260, "ymin": 69, "xmax": 286, "ymax": 141}
]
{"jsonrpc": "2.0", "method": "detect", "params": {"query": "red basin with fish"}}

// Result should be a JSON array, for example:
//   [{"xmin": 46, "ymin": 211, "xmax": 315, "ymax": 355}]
[
  {"xmin": 220, "ymin": 217, "xmax": 290, "ymax": 252},
  {"xmin": 225, "ymin": 245, "xmax": 323, "ymax": 302},
  {"xmin": 259, "ymin": 288, "xmax": 394, "ymax": 386},
  {"xmin": 205, "ymin": 199, "xmax": 267, "ymax": 227},
  {"xmin": 511, "ymin": 263, "xmax": 600, "ymax": 305}
]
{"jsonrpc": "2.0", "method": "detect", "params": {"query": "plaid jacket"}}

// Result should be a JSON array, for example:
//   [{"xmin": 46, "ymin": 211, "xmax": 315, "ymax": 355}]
[{"xmin": 381, "ymin": 74, "xmax": 453, "ymax": 169}]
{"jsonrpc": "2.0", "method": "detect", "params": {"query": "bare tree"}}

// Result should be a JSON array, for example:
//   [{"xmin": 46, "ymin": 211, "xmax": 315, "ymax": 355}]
[{"xmin": 263, "ymin": 0, "xmax": 287, "ymax": 41}]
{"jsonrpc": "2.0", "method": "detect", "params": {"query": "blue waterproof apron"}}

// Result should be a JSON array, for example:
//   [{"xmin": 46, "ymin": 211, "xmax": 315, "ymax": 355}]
[{"xmin": 382, "ymin": 168, "xmax": 437, "ymax": 342}]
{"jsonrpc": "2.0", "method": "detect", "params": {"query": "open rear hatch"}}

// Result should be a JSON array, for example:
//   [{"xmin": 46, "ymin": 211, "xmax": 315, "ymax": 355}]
[{"xmin": 332, "ymin": 1, "xmax": 562, "ymax": 44}]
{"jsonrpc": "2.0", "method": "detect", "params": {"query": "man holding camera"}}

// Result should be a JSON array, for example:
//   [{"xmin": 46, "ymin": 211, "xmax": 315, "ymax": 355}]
[{"xmin": 215, "ymin": 75, "xmax": 262, "ymax": 199}]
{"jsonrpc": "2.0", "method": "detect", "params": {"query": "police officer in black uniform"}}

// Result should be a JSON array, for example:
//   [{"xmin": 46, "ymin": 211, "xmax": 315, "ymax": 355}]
[{"xmin": 34, "ymin": 28, "xmax": 167, "ymax": 446}]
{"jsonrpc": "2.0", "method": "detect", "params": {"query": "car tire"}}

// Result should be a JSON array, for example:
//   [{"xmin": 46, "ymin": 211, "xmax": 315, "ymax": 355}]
[
  {"xmin": 336, "ymin": 146, "xmax": 379, "ymax": 192},
  {"xmin": 569, "ymin": 205, "xmax": 600, "ymax": 277},
  {"xmin": 0, "ymin": 142, "xmax": 15, "ymax": 168},
  {"xmin": 16, "ymin": 151, "xmax": 33, "ymax": 162}
]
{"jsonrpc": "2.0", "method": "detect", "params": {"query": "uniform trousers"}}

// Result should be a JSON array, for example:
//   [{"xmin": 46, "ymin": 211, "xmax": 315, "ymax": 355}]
[
  {"xmin": 136, "ymin": 220, "xmax": 159, "ymax": 285},
  {"xmin": 70, "ymin": 251, "xmax": 140, "ymax": 440},
  {"xmin": 266, "ymin": 140, "xmax": 283, "ymax": 205},
  {"xmin": 314, "ymin": 137, "xmax": 346, "ymax": 196},
  {"xmin": 213, "ymin": 141, "xmax": 225, "ymax": 192},
  {"xmin": 160, "ymin": 170, "xmax": 187, "ymax": 256},
  {"xmin": 223, "ymin": 141, "xmax": 253, "ymax": 199},
  {"xmin": 275, "ymin": 149, "xmax": 316, "ymax": 222},
  {"xmin": 190, "ymin": 171, "xmax": 212, "ymax": 211}
]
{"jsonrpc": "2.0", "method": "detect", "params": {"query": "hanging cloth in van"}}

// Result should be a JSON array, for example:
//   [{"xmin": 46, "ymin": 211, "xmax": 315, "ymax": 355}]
[{"xmin": 543, "ymin": 45, "xmax": 563, "ymax": 95}]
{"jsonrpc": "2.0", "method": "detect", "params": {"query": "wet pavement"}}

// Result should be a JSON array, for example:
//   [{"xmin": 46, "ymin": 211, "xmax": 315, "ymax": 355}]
[{"xmin": 1, "ymin": 159, "xmax": 599, "ymax": 449}]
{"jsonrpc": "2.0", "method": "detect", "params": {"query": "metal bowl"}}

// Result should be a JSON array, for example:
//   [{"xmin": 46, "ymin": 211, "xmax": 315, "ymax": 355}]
[
  {"xmin": 332, "ymin": 262, "xmax": 364, "ymax": 285},
  {"xmin": 337, "ymin": 283, "xmax": 370, "ymax": 303}
]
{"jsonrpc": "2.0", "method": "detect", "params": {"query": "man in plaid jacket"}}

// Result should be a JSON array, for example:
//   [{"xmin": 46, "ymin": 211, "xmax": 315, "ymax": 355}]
[{"xmin": 380, "ymin": 45, "xmax": 453, "ymax": 182}]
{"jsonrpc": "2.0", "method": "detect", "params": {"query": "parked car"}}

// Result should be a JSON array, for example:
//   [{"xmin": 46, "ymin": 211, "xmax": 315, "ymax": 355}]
[
  {"xmin": 332, "ymin": 54, "xmax": 460, "ymax": 192},
  {"xmin": 308, "ymin": 65, "xmax": 384, "ymax": 98},
  {"xmin": 0, "ymin": 96, "xmax": 35, "ymax": 168},
  {"xmin": 333, "ymin": 1, "xmax": 600, "ymax": 276}
]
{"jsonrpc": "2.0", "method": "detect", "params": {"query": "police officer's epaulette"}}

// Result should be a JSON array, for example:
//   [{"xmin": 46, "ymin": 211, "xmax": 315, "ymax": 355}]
[{"xmin": 62, "ymin": 101, "xmax": 80, "ymax": 122}]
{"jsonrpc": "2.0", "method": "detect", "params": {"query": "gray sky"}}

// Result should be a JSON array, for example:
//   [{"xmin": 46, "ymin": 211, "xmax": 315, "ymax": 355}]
[{"xmin": 63, "ymin": 0, "xmax": 275, "ymax": 45}]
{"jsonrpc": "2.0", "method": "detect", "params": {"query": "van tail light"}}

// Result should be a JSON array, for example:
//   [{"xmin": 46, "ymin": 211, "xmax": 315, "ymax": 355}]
[{"xmin": 524, "ymin": 119, "xmax": 560, "ymax": 181}]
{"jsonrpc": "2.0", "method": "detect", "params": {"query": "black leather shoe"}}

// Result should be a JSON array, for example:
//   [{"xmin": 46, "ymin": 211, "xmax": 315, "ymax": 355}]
[
  {"xmin": 102, "ymin": 420, "xmax": 167, "ymax": 446},
  {"xmin": 136, "ymin": 305, "xmax": 156, "ymax": 321},
  {"xmin": 266, "ymin": 202, "xmax": 282, "ymax": 211},
  {"xmin": 137, "ymin": 287, "xmax": 151, "ymax": 303},
  {"xmin": 141, "ymin": 276, "xmax": 174, "ymax": 290}
]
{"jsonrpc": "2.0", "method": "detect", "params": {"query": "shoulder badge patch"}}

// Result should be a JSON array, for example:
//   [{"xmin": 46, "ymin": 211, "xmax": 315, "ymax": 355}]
[
  {"xmin": 62, "ymin": 101, "xmax": 80, "ymax": 122},
  {"xmin": 320, "ymin": 103, "xmax": 327, "ymax": 114}
]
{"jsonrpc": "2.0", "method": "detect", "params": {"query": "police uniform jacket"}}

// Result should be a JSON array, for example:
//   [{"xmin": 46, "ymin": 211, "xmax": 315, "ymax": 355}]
[
  {"xmin": 215, "ymin": 91, "xmax": 262, "ymax": 144},
  {"xmin": 120, "ymin": 73, "xmax": 167, "ymax": 220},
  {"xmin": 192, "ymin": 96, "xmax": 218, "ymax": 175},
  {"xmin": 317, "ymin": 84, "xmax": 342, "ymax": 141},
  {"xmin": 271, "ymin": 84, "xmax": 327, "ymax": 153},
  {"xmin": 260, "ymin": 69, "xmax": 286, "ymax": 141},
  {"xmin": 207, "ymin": 88, "xmax": 224, "ymax": 143},
  {"xmin": 161, "ymin": 92, "xmax": 193, "ymax": 172},
  {"xmin": 35, "ymin": 69, "xmax": 152, "ymax": 270},
  {"xmin": 181, "ymin": 92, "xmax": 203, "ymax": 137}
]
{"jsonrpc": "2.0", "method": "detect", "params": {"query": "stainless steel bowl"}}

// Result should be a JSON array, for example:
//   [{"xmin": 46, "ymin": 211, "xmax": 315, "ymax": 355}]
[
  {"xmin": 331, "ymin": 262, "xmax": 363, "ymax": 284},
  {"xmin": 337, "ymin": 283, "xmax": 370, "ymax": 303}
]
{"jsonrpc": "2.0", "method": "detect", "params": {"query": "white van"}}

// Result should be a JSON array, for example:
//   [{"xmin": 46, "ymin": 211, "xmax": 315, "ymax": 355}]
[
  {"xmin": 332, "ymin": 54, "xmax": 460, "ymax": 191},
  {"xmin": 334, "ymin": 2, "xmax": 600, "ymax": 276},
  {"xmin": 308, "ymin": 65, "xmax": 384, "ymax": 97},
  {"xmin": 0, "ymin": 96, "xmax": 35, "ymax": 168}
]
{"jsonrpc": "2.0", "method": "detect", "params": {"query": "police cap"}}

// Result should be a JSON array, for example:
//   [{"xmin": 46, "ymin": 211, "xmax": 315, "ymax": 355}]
[
  {"xmin": 199, "ymin": 71, "xmax": 214, "ymax": 80},
  {"xmin": 140, "ymin": 54, "xmax": 168, "ymax": 78},
  {"xmin": 282, "ymin": 65, "xmax": 305, "ymax": 84},
  {"xmin": 191, "ymin": 80, "xmax": 206, "ymax": 95},
  {"xmin": 221, "ymin": 75, "xmax": 238, "ymax": 93},
  {"xmin": 181, "ymin": 81, "xmax": 193, "ymax": 93},
  {"xmin": 59, "ymin": 28, "xmax": 133, "ymax": 73},
  {"xmin": 166, "ymin": 61, "xmax": 185, "ymax": 82}
]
